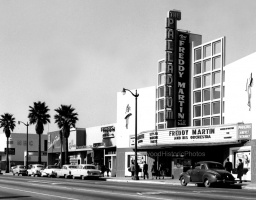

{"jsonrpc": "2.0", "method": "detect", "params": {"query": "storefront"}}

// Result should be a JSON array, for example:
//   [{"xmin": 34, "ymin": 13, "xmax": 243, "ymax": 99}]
[
  {"xmin": 92, "ymin": 125, "xmax": 117, "ymax": 177},
  {"xmin": 130, "ymin": 123, "xmax": 252, "ymax": 180}
]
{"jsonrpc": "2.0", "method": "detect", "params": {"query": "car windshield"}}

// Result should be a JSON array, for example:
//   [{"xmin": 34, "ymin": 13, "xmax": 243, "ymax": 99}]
[
  {"xmin": 83, "ymin": 166, "xmax": 96, "ymax": 169},
  {"xmin": 19, "ymin": 166, "xmax": 26, "ymax": 169},
  {"xmin": 48, "ymin": 165, "xmax": 60, "ymax": 169},
  {"xmin": 37, "ymin": 165, "xmax": 44, "ymax": 169},
  {"xmin": 207, "ymin": 163, "xmax": 224, "ymax": 170},
  {"xmin": 69, "ymin": 166, "xmax": 77, "ymax": 169}
]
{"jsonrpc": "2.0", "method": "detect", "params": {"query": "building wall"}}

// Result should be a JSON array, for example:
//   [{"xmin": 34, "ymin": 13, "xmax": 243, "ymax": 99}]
[
  {"xmin": 116, "ymin": 86, "xmax": 156, "ymax": 177},
  {"xmin": 225, "ymin": 52, "xmax": 256, "ymax": 134},
  {"xmin": 116, "ymin": 86, "xmax": 156, "ymax": 149},
  {"xmin": 224, "ymin": 51, "xmax": 256, "ymax": 182}
]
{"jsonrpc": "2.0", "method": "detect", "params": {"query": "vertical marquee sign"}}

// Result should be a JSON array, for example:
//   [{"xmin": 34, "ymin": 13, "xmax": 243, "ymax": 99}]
[
  {"xmin": 165, "ymin": 10, "xmax": 190, "ymax": 128},
  {"xmin": 176, "ymin": 31, "xmax": 190, "ymax": 126}
]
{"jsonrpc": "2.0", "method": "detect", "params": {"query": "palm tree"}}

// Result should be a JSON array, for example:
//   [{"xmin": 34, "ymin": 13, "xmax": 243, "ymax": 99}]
[
  {"xmin": 0, "ymin": 113, "xmax": 16, "ymax": 173},
  {"xmin": 28, "ymin": 101, "xmax": 50, "ymax": 164},
  {"xmin": 54, "ymin": 105, "xmax": 78, "ymax": 165}
]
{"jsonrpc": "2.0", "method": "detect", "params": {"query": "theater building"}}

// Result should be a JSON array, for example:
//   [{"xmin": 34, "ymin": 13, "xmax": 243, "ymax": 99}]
[{"xmin": 115, "ymin": 10, "xmax": 255, "ymax": 183}]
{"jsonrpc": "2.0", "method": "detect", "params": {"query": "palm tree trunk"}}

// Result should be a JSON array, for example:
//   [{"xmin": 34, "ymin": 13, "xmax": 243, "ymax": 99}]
[
  {"xmin": 65, "ymin": 137, "xmax": 68, "ymax": 164},
  {"xmin": 38, "ymin": 134, "xmax": 41, "ymax": 164},
  {"xmin": 6, "ymin": 137, "xmax": 9, "ymax": 173},
  {"xmin": 60, "ymin": 138, "xmax": 63, "ymax": 166}
]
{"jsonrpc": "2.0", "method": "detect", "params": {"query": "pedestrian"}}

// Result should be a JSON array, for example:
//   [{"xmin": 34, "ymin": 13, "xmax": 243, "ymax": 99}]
[
  {"xmin": 106, "ymin": 167, "xmax": 111, "ymax": 177},
  {"xmin": 143, "ymin": 161, "xmax": 149, "ymax": 179},
  {"xmin": 237, "ymin": 159, "xmax": 244, "ymax": 183},
  {"xmin": 159, "ymin": 163, "xmax": 165, "ymax": 179},
  {"xmin": 151, "ymin": 161, "xmax": 158, "ymax": 179},
  {"xmin": 135, "ymin": 162, "xmax": 140, "ymax": 177},
  {"xmin": 130, "ymin": 161, "xmax": 135, "ymax": 179},
  {"xmin": 101, "ymin": 165, "xmax": 106, "ymax": 177},
  {"xmin": 224, "ymin": 158, "xmax": 233, "ymax": 173}
]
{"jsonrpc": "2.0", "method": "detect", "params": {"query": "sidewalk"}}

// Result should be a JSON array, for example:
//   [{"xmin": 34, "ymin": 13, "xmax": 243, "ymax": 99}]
[{"xmin": 2, "ymin": 171, "xmax": 256, "ymax": 190}]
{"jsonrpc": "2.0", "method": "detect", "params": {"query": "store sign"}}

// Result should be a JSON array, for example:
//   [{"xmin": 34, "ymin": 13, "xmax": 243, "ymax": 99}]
[
  {"xmin": 4, "ymin": 148, "xmax": 15, "ymax": 155},
  {"xmin": 135, "ymin": 124, "xmax": 244, "ymax": 147},
  {"xmin": 238, "ymin": 123, "xmax": 252, "ymax": 140},
  {"xmin": 101, "ymin": 125, "xmax": 115, "ymax": 138}
]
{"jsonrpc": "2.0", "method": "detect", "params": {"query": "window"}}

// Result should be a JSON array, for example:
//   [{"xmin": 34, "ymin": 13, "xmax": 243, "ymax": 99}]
[
  {"xmin": 212, "ymin": 86, "xmax": 221, "ymax": 99},
  {"xmin": 158, "ymin": 61, "xmax": 165, "ymax": 73},
  {"xmin": 194, "ymin": 62, "xmax": 201, "ymax": 75},
  {"xmin": 194, "ymin": 91, "xmax": 201, "ymax": 103},
  {"xmin": 195, "ymin": 48, "xmax": 202, "ymax": 60},
  {"xmin": 158, "ymin": 112, "xmax": 164, "ymax": 123},
  {"xmin": 212, "ymin": 101, "xmax": 220, "ymax": 114},
  {"xmin": 158, "ymin": 87, "xmax": 164, "ymax": 98},
  {"xmin": 212, "ymin": 116, "xmax": 220, "ymax": 125},
  {"xmin": 158, "ymin": 124, "xmax": 165, "ymax": 129},
  {"xmin": 213, "ymin": 56, "xmax": 221, "ymax": 70},
  {"xmin": 193, "ymin": 119, "xmax": 201, "ymax": 126},
  {"xmin": 203, "ymin": 89, "xmax": 210, "ymax": 101},
  {"xmin": 204, "ymin": 44, "xmax": 211, "ymax": 58},
  {"xmin": 213, "ymin": 40, "xmax": 221, "ymax": 55},
  {"xmin": 203, "ymin": 118, "xmax": 210, "ymax": 125},
  {"xmin": 213, "ymin": 71, "xmax": 221, "ymax": 85},
  {"xmin": 203, "ymin": 59, "xmax": 211, "ymax": 72},
  {"xmin": 158, "ymin": 99, "xmax": 164, "ymax": 110},
  {"xmin": 158, "ymin": 74, "xmax": 165, "ymax": 85},
  {"xmin": 203, "ymin": 74, "xmax": 211, "ymax": 87},
  {"xmin": 194, "ymin": 105, "xmax": 201, "ymax": 117},
  {"xmin": 203, "ymin": 103, "xmax": 210, "ymax": 116},
  {"xmin": 44, "ymin": 140, "xmax": 47, "ymax": 151},
  {"xmin": 194, "ymin": 77, "xmax": 201, "ymax": 89}
]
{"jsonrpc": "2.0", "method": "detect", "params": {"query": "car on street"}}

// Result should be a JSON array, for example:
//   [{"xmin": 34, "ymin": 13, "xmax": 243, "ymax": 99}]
[
  {"xmin": 12, "ymin": 165, "xmax": 27, "ymax": 176},
  {"xmin": 71, "ymin": 164, "xmax": 101, "ymax": 179},
  {"xmin": 27, "ymin": 164, "xmax": 45, "ymax": 177},
  {"xmin": 40, "ymin": 165, "xmax": 60, "ymax": 177},
  {"xmin": 54, "ymin": 164, "xmax": 78, "ymax": 178},
  {"xmin": 179, "ymin": 161, "xmax": 235, "ymax": 187}
]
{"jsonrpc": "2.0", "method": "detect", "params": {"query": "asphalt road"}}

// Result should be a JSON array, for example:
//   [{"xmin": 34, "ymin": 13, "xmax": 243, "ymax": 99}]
[{"xmin": 0, "ymin": 176, "xmax": 256, "ymax": 200}]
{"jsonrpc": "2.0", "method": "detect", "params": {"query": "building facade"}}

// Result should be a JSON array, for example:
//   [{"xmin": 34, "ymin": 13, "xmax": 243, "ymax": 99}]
[{"xmin": 0, "ymin": 133, "xmax": 47, "ymax": 170}]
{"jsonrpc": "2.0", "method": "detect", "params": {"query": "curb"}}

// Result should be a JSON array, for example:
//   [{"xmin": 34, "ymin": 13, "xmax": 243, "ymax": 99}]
[{"xmin": 105, "ymin": 178, "xmax": 181, "ymax": 185}]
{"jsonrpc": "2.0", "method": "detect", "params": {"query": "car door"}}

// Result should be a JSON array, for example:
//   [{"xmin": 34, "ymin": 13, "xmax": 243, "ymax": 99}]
[
  {"xmin": 190, "ymin": 163, "xmax": 201, "ymax": 182},
  {"xmin": 198, "ymin": 164, "xmax": 206, "ymax": 182}
]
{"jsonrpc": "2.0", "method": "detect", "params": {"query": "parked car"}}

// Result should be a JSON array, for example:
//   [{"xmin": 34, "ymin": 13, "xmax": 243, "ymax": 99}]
[
  {"xmin": 71, "ymin": 164, "xmax": 101, "ymax": 179},
  {"xmin": 179, "ymin": 161, "xmax": 235, "ymax": 187},
  {"xmin": 54, "ymin": 164, "xmax": 78, "ymax": 178},
  {"xmin": 12, "ymin": 165, "xmax": 27, "ymax": 176},
  {"xmin": 40, "ymin": 165, "xmax": 60, "ymax": 177},
  {"xmin": 27, "ymin": 164, "xmax": 45, "ymax": 177}
]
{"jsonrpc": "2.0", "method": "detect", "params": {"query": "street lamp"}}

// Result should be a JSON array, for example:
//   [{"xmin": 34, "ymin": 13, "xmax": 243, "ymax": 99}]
[
  {"xmin": 18, "ymin": 121, "xmax": 29, "ymax": 170},
  {"xmin": 122, "ymin": 88, "xmax": 139, "ymax": 180}
]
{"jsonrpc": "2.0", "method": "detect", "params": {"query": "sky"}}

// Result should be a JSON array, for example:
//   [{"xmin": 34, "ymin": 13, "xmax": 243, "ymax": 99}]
[{"xmin": 0, "ymin": 0, "xmax": 256, "ymax": 135}]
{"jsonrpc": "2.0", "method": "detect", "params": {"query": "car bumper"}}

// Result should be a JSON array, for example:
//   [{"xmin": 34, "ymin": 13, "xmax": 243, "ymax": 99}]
[{"xmin": 216, "ymin": 179, "xmax": 235, "ymax": 184}]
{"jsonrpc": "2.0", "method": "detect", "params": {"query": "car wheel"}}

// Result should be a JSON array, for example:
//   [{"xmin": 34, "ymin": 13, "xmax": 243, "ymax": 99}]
[
  {"xmin": 81, "ymin": 175, "xmax": 85, "ymax": 180},
  {"xmin": 204, "ymin": 179, "xmax": 211, "ymax": 188},
  {"xmin": 180, "ymin": 177, "xmax": 187, "ymax": 186},
  {"xmin": 72, "ymin": 176, "xmax": 76, "ymax": 179},
  {"xmin": 18, "ymin": 173, "xmax": 21, "ymax": 176},
  {"xmin": 64, "ymin": 174, "xmax": 68, "ymax": 179},
  {"xmin": 13, "ymin": 173, "xmax": 15, "ymax": 176}
]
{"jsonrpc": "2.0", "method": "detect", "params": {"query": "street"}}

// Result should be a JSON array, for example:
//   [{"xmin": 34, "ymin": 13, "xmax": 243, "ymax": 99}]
[{"xmin": 0, "ymin": 176, "xmax": 256, "ymax": 200}]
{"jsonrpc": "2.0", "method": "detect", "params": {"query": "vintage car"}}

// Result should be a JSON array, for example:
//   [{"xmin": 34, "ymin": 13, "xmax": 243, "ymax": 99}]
[
  {"xmin": 27, "ymin": 164, "xmax": 45, "ymax": 177},
  {"xmin": 71, "ymin": 164, "xmax": 101, "ymax": 179},
  {"xmin": 54, "ymin": 164, "xmax": 78, "ymax": 178},
  {"xmin": 12, "ymin": 165, "xmax": 27, "ymax": 176},
  {"xmin": 179, "ymin": 161, "xmax": 235, "ymax": 187},
  {"xmin": 40, "ymin": 165, "xmax": 60, "ymax": 177}
]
